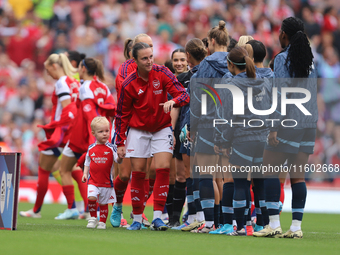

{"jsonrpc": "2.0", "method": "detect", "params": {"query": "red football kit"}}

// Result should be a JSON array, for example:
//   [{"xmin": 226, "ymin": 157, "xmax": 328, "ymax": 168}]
[
  {"xmin": 34, "ymin": 76, "xmax": 81, "ymax": 214},
  {"xmin": 68, "ymin": 77, "xmax": 116, "ymax": 154},
  {"xmin": 84, "ymin": 142, "xmax": 119, "ymax": 188},
  {"xmin": 38, "ymin": 76, "xmax": 80, "ymax": 151},
  {"xmin": 115, "ymin": 64, "xmax": 190, "ymax": 147}
]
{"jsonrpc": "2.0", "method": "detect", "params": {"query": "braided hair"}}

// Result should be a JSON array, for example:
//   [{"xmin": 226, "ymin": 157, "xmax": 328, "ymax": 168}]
[{"xmin": 281, "ymin": 17, "xmax": 314, "ymax": 78}]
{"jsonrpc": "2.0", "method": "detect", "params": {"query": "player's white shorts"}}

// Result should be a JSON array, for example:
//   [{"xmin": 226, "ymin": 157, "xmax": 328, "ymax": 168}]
[
  {"xmin": 62, "ymin": 141, "xmax": 74, "ymax": 157},
  {"xmin": 88, "ymin": 184, "xmax": 117, "ymax": 204},
  {"xmin": 41, "ymin": 147, "xmax": 62, "ymax": 157},
  {"xmin": 62, "ymin": 140, "xmax": 81, "ymax": 158},
  {"xmin": 125, "ymin": 127, "xmax": 173, "ymax": 158}
]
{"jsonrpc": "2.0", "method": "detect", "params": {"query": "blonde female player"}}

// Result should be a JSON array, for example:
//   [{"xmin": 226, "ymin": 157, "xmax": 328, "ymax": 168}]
[
  {"xmin": 56, "ymin": 58, "xmax": 116, "ymax": 220},
  {"xmin": 19, "ymin": 53, "xmax": 80, "ymax": 218}
]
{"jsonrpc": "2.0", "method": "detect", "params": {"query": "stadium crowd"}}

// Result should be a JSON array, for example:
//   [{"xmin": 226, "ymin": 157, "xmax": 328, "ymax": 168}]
[{"xmin": 0, "ymin": 0, "xmax": 339, "ymax": 182}]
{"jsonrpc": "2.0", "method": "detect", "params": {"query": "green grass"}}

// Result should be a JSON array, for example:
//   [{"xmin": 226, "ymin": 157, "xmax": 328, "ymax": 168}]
[{"xmin": 1, "ymin": 203, "xmax": 339, "ymax": 255}]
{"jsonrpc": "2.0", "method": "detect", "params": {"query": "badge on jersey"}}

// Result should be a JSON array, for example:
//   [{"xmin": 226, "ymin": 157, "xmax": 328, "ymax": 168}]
[
  {"xmin": 153, "ymin": 80, "xmax": 160, "ymax": 89},
  {"xmin": 83, "ymin": 104, "xmax": 92, "ymax": 112}
]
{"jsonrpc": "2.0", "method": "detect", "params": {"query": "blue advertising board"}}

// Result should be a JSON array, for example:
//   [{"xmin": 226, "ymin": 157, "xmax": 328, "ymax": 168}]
[{"xmin": 0, "ymin": 152, "xmax": 21, "ymax": 230}]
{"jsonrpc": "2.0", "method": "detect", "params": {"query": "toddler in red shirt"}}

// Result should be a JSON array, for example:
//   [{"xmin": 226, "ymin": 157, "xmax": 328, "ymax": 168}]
[{"xmin": 82, "ymin": 116, "xmax": 123, "ymax": 229}]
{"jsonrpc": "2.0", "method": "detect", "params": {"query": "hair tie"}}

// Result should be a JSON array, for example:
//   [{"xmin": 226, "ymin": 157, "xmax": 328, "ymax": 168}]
[
  {"xmin": 227, "ymin": 56, "xmax": 246, "ymax": 66},
  {"xmin": 82, "ymin": 59, "xmax": 89, "ymax": 71}
]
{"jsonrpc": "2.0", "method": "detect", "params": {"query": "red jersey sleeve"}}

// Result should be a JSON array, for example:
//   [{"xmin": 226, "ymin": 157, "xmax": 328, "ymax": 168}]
[
  {"xmin": 161, "ymin": 66, "xmax": 190, "ymax": 107},
  {"xmin": 115, "ymin": 60, "xmax": 137, "ymax": 97},
  {"xmin": 115, "ymin": 66, "xmax": 125, "ymax": 98},
  {"xmin": 115, "ymin": 74, "xmax": 135, "ymax": 147}
]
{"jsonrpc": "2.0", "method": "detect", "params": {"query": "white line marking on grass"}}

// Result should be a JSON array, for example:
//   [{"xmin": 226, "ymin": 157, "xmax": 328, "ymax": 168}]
[
  {"xmin": 307, "ymin": 232, "xmax": 340, "ymax": 235},
  {"xmin": 25, "ymin": 223, "xmax": 78, "ymax": 227}
]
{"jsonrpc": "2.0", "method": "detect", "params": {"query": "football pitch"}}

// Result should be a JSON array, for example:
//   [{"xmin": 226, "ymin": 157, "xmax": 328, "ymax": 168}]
[{"xmin": 1, "ymin": 203, "xmax": 339, "ymax": 255}]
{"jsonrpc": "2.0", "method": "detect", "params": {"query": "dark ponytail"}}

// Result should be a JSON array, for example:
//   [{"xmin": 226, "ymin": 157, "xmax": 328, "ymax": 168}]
[
  {"xmin": 67, "ymin": 51, "xmax": 86, "ymax": 67},
  {"xmin": 244, "ymin": 55, "xmax": 256, "ymax": 79},
  {"xmin": 227, "ymin": 46, "xmax": 256, "ymax": 78},
  {"xmin": 281, "ymin": 17, "xmax": 314, "ymax": 78},
  {"xmin": 185, "ymin": 38, "xmax": 207, "ymax": 62},
  {"xmin": 82, "ymin": 58, "xmax": 105, "ymax": 82},
  {"xmin": 123, "ymin": 38, "xmax": 133, "ymax": 60}
]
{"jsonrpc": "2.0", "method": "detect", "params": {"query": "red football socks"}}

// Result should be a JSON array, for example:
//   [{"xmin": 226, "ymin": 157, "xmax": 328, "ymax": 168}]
[
  {"xmin": 131, "ymin": 171, "xmax": 146, "ymax": 215},
  {"xmin": 88, "ymin": 199, "xmax": 97, "ymax": 218},
  {"xmin": 114, "ymin": 175, "xmax": 129, "ymax": 204},
  {"xmin": 62, "ymin": 185, "xmax": 75, "ymax": 209},
  {"xmin": 33, "ymin": 167, "xmax": 51, "ymax": 213},
  {"xmin": 99, "ymin": 204, "xmax": 108, "ymax": 223},
  {"xmin": 144, "ymin": 179, "xmax": 150, "ymax": 206},
  {"xmin": 153, "ymin": 168, "xmax": 170, "ymax": 212},
  {"xmin": 148, "ymin": 178, "xmax": 155, "ymax": 199}
]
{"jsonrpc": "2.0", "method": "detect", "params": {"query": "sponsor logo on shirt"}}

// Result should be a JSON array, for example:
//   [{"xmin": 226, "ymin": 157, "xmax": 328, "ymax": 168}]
[
  {"xmin": 153, "ymin": 79, "xmax": 160, "ymax": 89},
  {"xmin": 93, "ymin": 157, "xmax": 108, "ymax": 164},
  {"xmin": 70, "ymin": 82, "xmax": 79, "ymax": 90},
  {"xmin": 138, "ymin": 89, "xmax": 144, "ymax": 95},
  {"xmin": 109, "ymin": 196, "xmax": 115, "ymax": 200},
  {"xmin": 91, "ymin": 153, "xmax": 95, "ymax": 156},
  {"xmin": 153, "ymin": 89, "xmax": 163, "ymax": 95},
  {"xmin": 83, "ymin": 104, "xmax": 92, "ymax": 112}
]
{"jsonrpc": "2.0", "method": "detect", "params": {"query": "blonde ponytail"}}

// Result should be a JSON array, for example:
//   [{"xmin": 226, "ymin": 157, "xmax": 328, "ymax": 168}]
[
  {"xmin": 44, "ymin": 53, "xmax": 77, "ymax": 78},
  {"xmin": 59, "ymin": 53, "xmax": 78, "ymax": 78}
]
